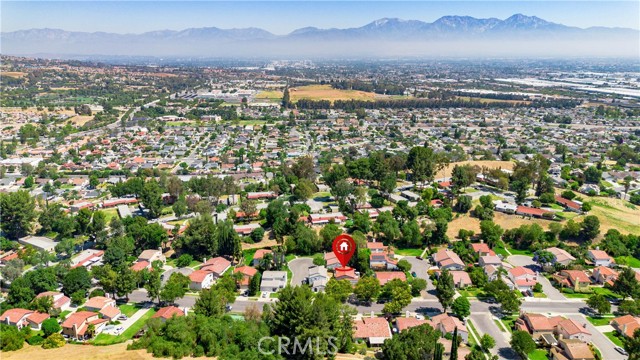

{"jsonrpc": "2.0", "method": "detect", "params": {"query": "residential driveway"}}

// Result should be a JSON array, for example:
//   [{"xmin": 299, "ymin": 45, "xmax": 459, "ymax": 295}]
[
  {"xmin": 402, "ymin": 256, "xmax": 437, "ymax": 299},
  {"xmin": 469, "ymin": 313, "xmax": 518, "ymax": 360},
  {"xmin": 568, "ymin": 314, "xmax": 628, "ymax": 360},
  {"xmin": 507, "ymin": 255, "xmax": 565, "ymax": 300},
  {"xmin": 105, "ymin": 307, "xmax": 150, "ymax": 335},
  {"xmin": 289, "ymin": 258, "xmax": 313, "ymax": 286}
]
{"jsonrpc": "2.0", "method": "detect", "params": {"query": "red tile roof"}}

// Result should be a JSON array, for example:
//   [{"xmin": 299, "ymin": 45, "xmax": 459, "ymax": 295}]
[
  {"xmin": 375, "ymin": 271, "xmax": 406, "ymax": 286},
  {"xmin": 353, "ymin": 317, "xmax": 392, "ymax": 339},
  {"xmin": 152, "ymin": 306, "xmax": 185, "ymax": 320}
]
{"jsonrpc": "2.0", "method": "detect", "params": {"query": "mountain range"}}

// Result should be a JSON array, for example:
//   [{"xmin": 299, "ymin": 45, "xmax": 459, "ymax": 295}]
[{"xmin": 1, "ymin": 14, "xmax": 638, "ymax": 58}]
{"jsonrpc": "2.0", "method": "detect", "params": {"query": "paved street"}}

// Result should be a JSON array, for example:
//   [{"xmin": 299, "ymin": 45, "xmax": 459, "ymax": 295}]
[
  {"xmin": 507, "ymin": 255, "xmax": 565, "ymax": 300},
  {"xmin": 568, "ymin": 314, "xmax": 627, "ymax": 360},
  {"xmin": 288, "ymin": 258, "xmax": 314, "ymax": 286},
  {"xmin": 402, "ymin": 256, "xmax": 437, "ymax": 299},
  {"xmin": 470, "ymin": 313, "xmax": 517, "ymax": 360}
]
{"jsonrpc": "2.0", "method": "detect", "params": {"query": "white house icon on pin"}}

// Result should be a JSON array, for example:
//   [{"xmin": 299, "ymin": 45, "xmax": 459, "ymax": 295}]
[{"xmin": 339, "ymin": 242, "xmax": 349, "ymax": 252}]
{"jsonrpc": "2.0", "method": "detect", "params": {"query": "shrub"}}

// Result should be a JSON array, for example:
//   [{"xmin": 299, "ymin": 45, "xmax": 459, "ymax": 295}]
[
  {"xmin": 26, "ymin": 335, "xmax": 44, "ymax": 345},
  {"xmin": 175, "ymin": 254, "xmax": 193, "ymax": 268},
  {"xmin": 42, "ymin": 333, "xmax": 65, "ymax": 349}
]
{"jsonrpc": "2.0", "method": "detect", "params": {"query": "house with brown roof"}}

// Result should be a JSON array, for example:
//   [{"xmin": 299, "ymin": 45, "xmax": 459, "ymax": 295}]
[
  {"xmin": 253, "ymin": 249, "xmax": 273, "ymax": 267},
  {"xmin": 353, "ymin": 317, "xmax": 392, "ymax": 346},
  {"xmin": 450, "ymin": 271, "xmax": 473, "ymax": 289},
  {"xmin": 553, "ymin": 270, "xmax": 591, "ymax": 291},
  {"xmin": 234, "ymin": 266, "xmax": 258, "ymax": 291},
  {"xmin": 200, "ymin": 256, "xmax": 231, "ymax": 277},
  {"xmin": 374, "ymin": 271, "xmax": 406, "ymax": 286},
  {"xmin": 555, "ymin": 196, "xmax": 582, "ymax": 213},
  {"xmin": 508, "ymin": 266, "xmax": 538, "ymax": 291},
  {"xmin": 550, "ymin": 338, "xmax": 594, "ymax": 360},
  {"xmin": 85, "ymin": 296, "xmax": 116, "ymax": 312},
  {"xmin": 431, "ymin": 313, "xmax": 468, "ymax": 343},
  {"xmin": 479, "ymin": 255, "xmax": 502, "ymax": 267},
  {"xmin": 546, "ymin": 247, "xmax": 576, "ymax": 266},
  {"xmin": 586, "ymin": 249, "xmax": 614, "ymax": 267},
  {"xmin": 334, "ymin": 268, "xmax": 359, "ymax": 284},
  {"xmin": 189, "ymin": 270, "xmax": 215, "ymax": 290},
  {"xmin": 35, "ymin": 291, "xmax": 71, "ymax": 311},
  {"xmin": 556, "ymin": 319, "xmax": 591, "ymax": 342},
  {"xmin": 61, "ymin": 311, "xmax": 108, "ymax": 340},
  {"xmin": 99, "ymin": 305, "xmax": 121, "ymax": 321},
  {"xmin": 152, "ymin": 306, "xmax": 185, "ymax": 322},
  {"xmin": 433, "ymin": 249, "xmax": 465, "ymax": 271},
  {"xmin": 138, "ymin": 249, "xmax": 166, "ymax": 264},
  {"xmin": 591, "ymin": 266, "xmax": 618, "ymax": 286},
  {"xmin": 471, "ymin": 243, "xmax": 495, "ymax": 257},
  {"xmin": 324, "ymin": 251, "xmax": 341, "ymax": 270},
  {"xmin": 0, "ymin": 308, "xmax": 50, "ymax": 330},
  {"xmin": 395, "ymin": 317, "xmax": 429, "ymax": 332},
  {"xmin": 515, "ymin": 313, "xmax": 564, "ymax": 339},
  {"xmin": 370, "ymin": 252, "xmax": 398, "ymax": 270},
  {"xmin": 611, "ymin": 315, "xmax": 640, "ymax": 338}
]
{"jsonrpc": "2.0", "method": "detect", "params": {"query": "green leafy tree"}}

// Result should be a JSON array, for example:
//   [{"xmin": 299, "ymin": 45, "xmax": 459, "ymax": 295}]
[
  {"xmin": 249, "ymin": 272, "xmax": 261, "ymax": 296},
  {"xmin": 115, "ymin": 267, "xmax": 138, "ymax": 301},
  {"xmin": 160, "ymin": 273, "xmax": 190, "ymax": 304},
  {"xmin": 613, "ymin": 267, "xmax": 640, "ymax": 299},
  {"xmin": 480, "ymin": 220, "xmax": 504, "ymax": 248},
  {"xmin": 0, "ymin": 190, "xmax": 37, "ymax": 239},
  {"xmin": 510, "ymin": 330, "xmax": 536, "ymax": 358},
  {"xmin": 580, "ymin": 215, "xmax": 600, "ymax": 241},
  {"xmin": 380, "ymin": 323, "xmax": 440, "ymax": 360},
  {"xmin": 140, "ymin": 179, "xmax": 164, "ymax": 219},
  {"xmin": 624, "ymin": 328, "xmax": 640, "ymax": 360},
  {"xmin": 320, "ymin": 223, "xmax": 343, "ymax": 250},
  {"xmin": 586, "ymin": 294, "xmax": 611, "ymax": 315},
  {"xmin": 354, "ymin": 276, "xmax": 381, "ymax": 304},
  {"xmin": 411, "ymin": 278, "xmax": 427, "ymax": 297},
  {"xmin": 451, "ymin": 296, "xmax": 471, "ymax": 319},
  {"xmin": 144, "ymin": 268, "xmax": 162, "ymax": 304},
  {"xmin": 175, "ymin": 254, "xmax": 193, "ymax": 268},
  {"xmin": 480, "ymin": 334, "xmax": 496, "ymax": 352},
  {"xmin": 71, "ymin": 290, "xmax": 86, "ymax": 306},
  {"xmin": 326, "ymin": 277, "xmax": 353, "ymax": 303},
  {"xmin": 42, "ymin": 333, "xmax": 65, "ymax": 349},
  {"xmin": 42, "ymin": 318, "xmax": 61, "ymax": 337},
  {"xmin": 436, "ymin": 269, "xmax": 456, "ymax": 312},
  {"xmin": 62, "ymin": 267, "xmax": 91, "ymax": 296}
]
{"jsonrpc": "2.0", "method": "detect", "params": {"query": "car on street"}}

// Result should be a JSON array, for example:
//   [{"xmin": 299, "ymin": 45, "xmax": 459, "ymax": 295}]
[
  {"xmin": 261, "ymin": 291, "xmax": 268, "ymax": 298},
  {"xmin": 614, "ymin": 347, "xmax": 628, "ymax": 355}
]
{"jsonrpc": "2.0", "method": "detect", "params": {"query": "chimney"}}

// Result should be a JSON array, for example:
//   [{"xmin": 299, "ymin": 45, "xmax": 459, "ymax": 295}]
[
  {"xmin": 183, "ymin": 307, "xmax": 188, "ymax": 316},
  {"xmin": 405, "ymin": 311, "xmax": 410, "ymax": 318},
  {"xmin": 371, "ymin": 311, "xmax": 374, "ymax": 318}
]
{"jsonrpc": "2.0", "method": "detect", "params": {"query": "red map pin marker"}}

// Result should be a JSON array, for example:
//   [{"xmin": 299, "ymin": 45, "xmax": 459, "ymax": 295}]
[{"xmin": 332, "ymin": 234, "xmax": 356, "ymax": 270}]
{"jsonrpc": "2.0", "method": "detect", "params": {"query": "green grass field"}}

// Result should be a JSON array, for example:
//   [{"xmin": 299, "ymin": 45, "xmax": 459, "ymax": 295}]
[
  {"xmin": 243, "ymin": 249, "xmax": 258, "ymax": 266},
  {"xmin": 615, "ymin": 256, "xmax": 640, "ymax": 268},
  {"xmin": 118, "ymin": 304, "xmax": 141, "ymax": 318},
  {"xmin": 91, "ymin": 308, "xmax": 156, "ymax": 345},
  {"xmin": 466, "ymin": 319, "xmax": 479, "ymax": 346},
  {"xmin": 395, "ymin": 248, "xmax": 424, "ymax": 256},
  {"xmin": 586, "ymin": 316, "xmax": 612, "ymax": 326},
  {"xmin": 604, "ymin": 331, "xmax": 624, "ymax": 347},
  {"xmin": 528, "ymin": 349, "xmax": 548, "ymax": 360}
]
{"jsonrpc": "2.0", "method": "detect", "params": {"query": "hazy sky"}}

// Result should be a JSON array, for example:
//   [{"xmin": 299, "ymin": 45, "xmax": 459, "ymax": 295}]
[{"xmin": 2, "ymin": 1, "xmax": 639, "ymax": 34}]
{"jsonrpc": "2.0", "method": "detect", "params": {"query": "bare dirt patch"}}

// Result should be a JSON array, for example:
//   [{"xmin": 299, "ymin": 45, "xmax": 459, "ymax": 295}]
[
  {"xmin": 436, "ymin": 160, "xmax": 515, "ymax": 179},
  {"xmin": 69, "ymin": 115, "xmax": 94, "ymax": 125},
  {"xmin": 290, "ymin": 84, "xmax": 380, "ymax": 103},
  {"xmin": 4, "ymin": 343, "xmax": 156, "ymax": 360},
  {"xmin": 2, "ymin": 71, "xmax": 27, "ymax": 78}
]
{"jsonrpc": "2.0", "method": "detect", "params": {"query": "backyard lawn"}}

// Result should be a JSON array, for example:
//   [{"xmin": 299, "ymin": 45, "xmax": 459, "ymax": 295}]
[
  {"xmin": 562, "ymin": 287, "xmax": 621, "ymax": 299},
  {"xmin": 528, "ymin": 349, "xmax": 548, "ymax": 360},
  {"xmin": 459, "ymin": 287, "xmax": 489, "ymax": 299},
  {"xmin": 243, "ymin": 249, "xmax": 257, "ymax": 265},
  {"xmin": 586, "ymin": 316, "xmax": 613, "ymax": 326},
  {"xmin": 395, "ymin": 248, "xmax": 424, "ymax": 256},
  {"xmin": 91, "ymin": 308, "xmax": 156, "ymax": 345},
  {"xmin": 615, "ymin": 256, "xmax": 640, "ymax": 268}
]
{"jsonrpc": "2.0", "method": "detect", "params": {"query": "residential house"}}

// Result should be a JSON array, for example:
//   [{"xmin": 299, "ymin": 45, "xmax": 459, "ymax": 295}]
[
  {"xmin": 547, "ymin": 247, "xmax": 576, "ymax": 266},
  {"xmin": 260, "ymin": 271, "xmax": 288, "ymax": 292},
  {"xmin": 234, "ymin": 266, "xmax": 258, "ymax": 291},
  {"xmin": 200, "ymin": 257, "xmax": 232, "ymax": 278},
  {"xmin": 61, "ymin": 311, "xmax": 108, "ymax": 340},
  {"xmin": 395, "ymin": 317, "xmax": 429, "ymax": 332},
  {"xmin": 611, "ymin": 315, "xmax": 640, "ymax": 338},
  {"xmin": 138, "ymin": 249, "xmax": 166, "ymax": 264},
  {"xmin": 375, "ymin": 271, "xmax": 406, "ymax": 286},
  {"xmin": 189, "ymin": 270, "xmax": 215, "ymax": 290},
  {"xmin": 550, "ymin": 339, "xmax": 594, "ymax": 360},
  {"xmin": 431, "ymin": 313, "xmax": 468, "ymax": 343},
  {"xmin": 334, "ymin": 268, "xmax": 359, "ymax": 284},
  {"xmin": 471, "ymin": 243, "xmax": 495, "ymax": 257},
  {"xmin": 433, "ymin": 249, "xmax": 465, "ymax": 270},
  {"xmin": 554, "ymin": 270, "xmax": 591, "ymax": 291},
  {"xmin": 586, "ymin": 250, "xmax": 614, "ymax": 267},
  {"xmin": 556, "ymin": 319, "xmax": 591, "ymax": 342},
  {"xmin": 131, "ymin": 260, "xmax": 151, "ymax": 272},
  {"xmin": 324, "ymin": 252, "xmax": 341, "ymax": 270},
  {"xmin": 0, "ymin": 308, "xmax": 50, "ymax": 330},
  {"xmin": 439, "ymin": 338, "xmax": 472, "ymax": 360},
  {"xmin": 152, "ymin": 306, "xmax": 185, "ymax": 322},
  {"xmin": 100, "ymin": 305, "xmax": 121, "ymax": 321},
  {"xmin": 308, "ymin": 213, "xmax": 347, "ymax": 225},
  {"xmin": 516, "ymin": 313, "xmax": 564, "ymax": 339},
  {"xmin": 353, "ymin": 317, "xmax": 392, "ymax": 346},
  {"xmin": 367, "ymin": 242, "xmax": 387, "ymax": 253},
  {"xmin": 234, "ymin": 223, "xmax": 262, "ymax": 236},
  {"xmin": 479, "ymin": 255, "xmax": 502, "ymax": 267},
  {"xmin": 306, "ymin": 265, "xmax": 328, "ymax": 292},
  {"xmin": 592, "ymin": 266, "xmax": 618, "ymax": 286},
  {"xmin": 555, "ymin": 196, "xmax": 582, "ymax": 213},
  {"xmin": 253, "ymin": 249, "xmax": 273, "ymax": 267},
  {"xmin": 35, "ymin": 291, "xmax": 70, "ymax": 311},
  {"xmin": 516, "ymin": 206, "xmax": 553, "ymax": 219},
  {"xmin": 451, "ymin": 271, "xmax": 473, "ymax": 289},
  {"xmin": 370, "ymin": 252, "xmax": 398, "ymax": 270},
  {"xmin": 508, "ymin": 266, "xmax": 538, "ymax": 291},
  {"xmin": 85, "ymin": 296, "xmax": 116, "ymax": 312}
]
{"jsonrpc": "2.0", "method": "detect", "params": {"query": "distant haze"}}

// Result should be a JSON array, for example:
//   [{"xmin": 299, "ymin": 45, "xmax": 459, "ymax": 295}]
[{"xmin": 1, "ymin": 15, "xmax": 638, "ymax": 59}]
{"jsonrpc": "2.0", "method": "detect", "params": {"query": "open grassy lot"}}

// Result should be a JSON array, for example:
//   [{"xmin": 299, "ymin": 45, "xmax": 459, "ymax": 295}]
[
  {"xmin": 255, "ymin": 90, "xmax": 283, "ymax": 102},
  {"xmin": 118, "ymin": 303, "xmax": 141, "ymax": 317},
  {"xmin": 2, "ymin": 343, "xmax": 158, "ymax": 360},
  {"xmin": 395, "ymin": 248, "xmax": 424, "ymax": 256},
  {"xmin": 447, "ymin": 210, "xmax": 554, "ymax": 239},
  {"xmin": 289, "ymin": 85, "xmax": 380, "ymax": 103},
  {"xmin": 569, "ymin": 197, "xmax": 640, "ymax": 237},
  {"xmin": 615, "ymin": 255, "xmax": 640, "ymax": 268},
  {"xmin": 436, "ymin": 160, "xmax": 515, "ymax": 179},
  {"xmin": 528, "ymin": 349, "xmax": 549, "ymax": 360},
  {"xmin": 91, "ymin": 309, "xmax": 156, "ymax": 345},
  {"xmin": 3, "ymin": 71, "xmax": 28, "ymax": 78}
]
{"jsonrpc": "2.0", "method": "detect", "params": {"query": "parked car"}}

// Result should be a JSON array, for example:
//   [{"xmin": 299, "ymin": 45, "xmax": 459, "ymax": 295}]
[
  {"xmin": 411, "ymin": 272, "xmax": 417, "ymax": 277},
  {"xmin": 261, "ymin": 291, "xmax": 268, "ymax": 298},
  {"xmin": 119, "ymin": 315, "xmax": 128, "ymax": 320},
  {"xmin": 614, "ymin": 347, "xmax": 628, "ymax": 355}
]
